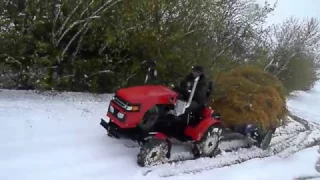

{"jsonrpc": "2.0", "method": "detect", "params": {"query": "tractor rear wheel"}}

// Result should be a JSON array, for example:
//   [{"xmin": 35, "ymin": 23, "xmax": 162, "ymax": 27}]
[{"xmin": 193, "ymin": 125, "xmax": 222, "ymax": 158}]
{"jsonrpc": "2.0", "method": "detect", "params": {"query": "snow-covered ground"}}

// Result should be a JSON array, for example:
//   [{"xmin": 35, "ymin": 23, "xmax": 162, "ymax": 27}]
[
  {"xmin": 0, "ymin": 80, "xmax": 320, "ymax": 180},
  {"xmin": 288, "ymin": 81, "xmax": 320, "ymax": 124}
]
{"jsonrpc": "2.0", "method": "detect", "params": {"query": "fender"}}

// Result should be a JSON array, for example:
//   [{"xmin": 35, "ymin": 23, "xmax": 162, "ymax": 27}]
[
  {"xmin": 202, "ymin": 106, "xmax": 214, "ymax": 118},
  {"xmin": 154, "ymin": 132, "xmax": 168, "ymax": 139},
  {"xmin": 184, "ymin": 117, "xmax": 222, "ymax": 141},
  {"xmin": 147, "ymin": 132, "xmax": 168, "ymax": 140}
]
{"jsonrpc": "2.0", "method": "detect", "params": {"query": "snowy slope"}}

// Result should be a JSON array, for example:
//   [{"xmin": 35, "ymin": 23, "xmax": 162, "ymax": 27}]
[
  {"xmin": 0, "ymin": 80, "xmax": 320, "ymax": 180},
  {"xmin": 288, "ymin": 80, "xmax": 320, "ymax": 124}
]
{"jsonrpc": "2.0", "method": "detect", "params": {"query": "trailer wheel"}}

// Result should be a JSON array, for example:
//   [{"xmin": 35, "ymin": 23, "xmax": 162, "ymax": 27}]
[
  {"xmin": 255, "ymin": 128, "xmax": 275, "ymax": 150},
  {"xmin": 137, "ymin": 138, "xmax": 168, "ymax": 167}
]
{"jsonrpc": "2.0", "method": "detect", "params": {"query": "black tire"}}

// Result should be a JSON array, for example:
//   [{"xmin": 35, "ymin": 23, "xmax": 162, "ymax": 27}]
[
  {"xmin": 193, "ymin": 125, "xmax": 222, "ymax": 158},
  {"xmin": 138, "ymin": 106, "xmax": 159, "ymax": 131},
  {"xmin": 137, "ymin": 138, "xmax": 168, "ymax": 167},
  {"xmin": 255, "ymin": 128, "xmax": 275, "ymax": 150}
]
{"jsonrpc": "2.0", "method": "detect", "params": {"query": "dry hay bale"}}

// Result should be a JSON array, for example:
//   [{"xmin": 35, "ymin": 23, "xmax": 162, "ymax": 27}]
[{"xmin": 210, "ymin": 65, "xmax": 288, "ymax": 131}]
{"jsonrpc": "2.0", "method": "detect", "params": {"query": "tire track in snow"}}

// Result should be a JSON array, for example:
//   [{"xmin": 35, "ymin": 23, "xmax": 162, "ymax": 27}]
[{"xmin": 141, "ymin": 116, "xmax": 320, "ymax": 177}]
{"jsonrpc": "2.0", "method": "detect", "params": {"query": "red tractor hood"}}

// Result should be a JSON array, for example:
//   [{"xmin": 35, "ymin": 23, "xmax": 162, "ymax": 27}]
[{"xmin": 115, "ymin": 85, "xmax": 177, "ymax": 104}]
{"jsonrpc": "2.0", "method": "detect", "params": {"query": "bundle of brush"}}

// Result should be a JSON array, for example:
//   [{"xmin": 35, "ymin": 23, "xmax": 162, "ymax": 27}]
[{"xmin": 210, "ymin": 65, "xmax": 288, "ymax": 131}]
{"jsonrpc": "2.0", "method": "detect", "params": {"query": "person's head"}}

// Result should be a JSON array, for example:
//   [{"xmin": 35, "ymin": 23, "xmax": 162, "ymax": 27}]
[{"xmin": 191, "ymin": 65, "xmax": 204, "ymax": 77}]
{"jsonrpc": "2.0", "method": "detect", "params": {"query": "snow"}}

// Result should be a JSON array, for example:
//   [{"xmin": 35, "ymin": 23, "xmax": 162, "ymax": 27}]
[
  {"xmin": 165, "ymin": 147, "xmax": 320, "ymax": 180},
  {"xmin": 0, "ymin": 79, "xmax": 320, "ymax": 180},
  {"xmin": 288, "ymin": 80, "xmax": 320, "ymax": 124}
]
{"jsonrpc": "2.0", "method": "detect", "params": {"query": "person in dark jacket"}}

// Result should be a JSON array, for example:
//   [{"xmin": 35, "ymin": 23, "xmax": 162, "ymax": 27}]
[
  {"xmin": 175, "ymin": 65, "xmax": 208, "ymax": 115},
  {"xmin": 142, "ymin": 59, "xmax": 158, "ymax": 84}
]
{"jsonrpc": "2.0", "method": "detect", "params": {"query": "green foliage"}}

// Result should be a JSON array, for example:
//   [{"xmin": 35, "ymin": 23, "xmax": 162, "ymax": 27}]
[
  {"xmin": 277, "ymin": 54, "xmax": 319, "ymax": 91},
  {"xmin": 0, "ymin": 0, "xmax": 319, "ymax": 94}
]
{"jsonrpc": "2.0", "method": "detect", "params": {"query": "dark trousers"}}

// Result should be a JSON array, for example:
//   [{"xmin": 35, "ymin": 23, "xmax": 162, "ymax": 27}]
[
  {"xmin": 176, "ymin": 101, "xmax": 202, "ymax": 126},
  {"xmin": 185, "ymin": 101, "xmax": 202, "ymax": 114}
]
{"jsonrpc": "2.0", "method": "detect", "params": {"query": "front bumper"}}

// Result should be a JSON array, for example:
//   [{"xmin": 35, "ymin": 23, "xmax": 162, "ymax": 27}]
[
  {"xmin": 100, "ymin": 118, "xmax": 124, "ymax": 139},
  {"xmin": 100, "ymin": 118, "xmax": 144, "ymax": 142}
]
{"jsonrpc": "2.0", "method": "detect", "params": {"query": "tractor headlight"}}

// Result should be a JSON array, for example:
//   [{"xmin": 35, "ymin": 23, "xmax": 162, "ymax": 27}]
[
  {"xmin": 117, "ymin": 112, "xmax": 124, "ymax": 119},
  {"xmin": 109, "ymin": 105, "xmax": 114, "ymax": 113},
  {"xmin": 125, "ymin": 105, "xmax": 139, "ymax": 112}
]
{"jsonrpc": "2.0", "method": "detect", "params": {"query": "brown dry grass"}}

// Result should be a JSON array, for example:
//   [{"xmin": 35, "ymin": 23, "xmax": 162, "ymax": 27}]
[{"xmin": 210, "ymin": 65, "xmax": 288, "ymax": 130}]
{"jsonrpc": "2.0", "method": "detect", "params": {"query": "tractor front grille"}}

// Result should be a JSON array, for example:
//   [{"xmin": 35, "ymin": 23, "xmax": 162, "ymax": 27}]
[{"xmin": 113, "ymin": 96, "xmax": 129, "ymax": 110}]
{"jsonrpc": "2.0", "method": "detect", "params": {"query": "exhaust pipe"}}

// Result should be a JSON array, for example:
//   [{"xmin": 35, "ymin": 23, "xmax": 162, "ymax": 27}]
[{"xmin": 185, "ymin": 76, "xmax": 200, "ymax": 108}]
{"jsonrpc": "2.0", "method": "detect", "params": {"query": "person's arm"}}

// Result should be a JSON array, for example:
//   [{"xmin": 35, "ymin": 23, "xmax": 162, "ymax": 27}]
[
  {"xmin": 173, "ymin": 76, "xmax": 187, "ymax": 91},
  {"xmin": 196, "ymin": 79, "xmax": 208, "ymax": 104},
  {"xmin": 179, "ymin": 78, "xmax": 187, "ymax": 90}
]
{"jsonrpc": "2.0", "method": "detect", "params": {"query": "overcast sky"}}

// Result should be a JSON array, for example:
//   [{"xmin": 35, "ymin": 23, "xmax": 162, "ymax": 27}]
[{"xmin": 258, "ymin": 0, "xmax": 320, "ymax": 24}]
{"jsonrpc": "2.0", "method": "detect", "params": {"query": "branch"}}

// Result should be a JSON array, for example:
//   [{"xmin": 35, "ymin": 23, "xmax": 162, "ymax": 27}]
[
  {"xmin": 264, "ymin": 58, "xmax": 275, "ymax": 71},
  {"xmin": 183, "ymin": 29, "xmax": 196, "ymax": 36},
  {"xmin": 56, "ymin": 16, "xmax": 99, "ymax": 46},
  {"xmin": 82, "ymin": 70, "xmax": 114, "ymax": 80},
  {"xmin": 52, "ymin": 2, "xmax": 62, "ymax": 44},
  {"xmin": 187, "ymin": 15, "xmax": 198, "ymax": 31},
  {"xmin": 59, "ymin": 21, "xmax": 90, "ymax": 63},
  {"xmin": 274, "ymin": 51, "xmax": 297, "ymax": 76},
  {"xmin": 57, "ymin": 74, "xmax": 75, "ymax": 81},
  {"xmin": 70, "ymin": 22, "xmax": 90, "ymax": 62},
  {"xmin": 56, "ymin": 0, "xmax": 122, "ymax": 46},
  {"xmin": 79, "ymin": 0, "xmax": 95, "ymax": 18},
  {"xmin": 125, "ymin": 73, "xmax": 136, "ymax": 83},
  {"xmin": 55, "ymin": 0, "xmax": 84, "ymax": 37},
  {"xmin": 212, "ymin": 41, "xmax": 234, "ymax": 62}
]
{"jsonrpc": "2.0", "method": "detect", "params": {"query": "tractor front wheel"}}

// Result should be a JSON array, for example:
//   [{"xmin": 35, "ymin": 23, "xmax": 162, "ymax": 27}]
[
  {"xmin": 138, "ymin": 106, "xmax": 159, "ymax": 131},
  {"xmin": 137, "ymin": 137, "xmax": 169, "ymax": 167}
]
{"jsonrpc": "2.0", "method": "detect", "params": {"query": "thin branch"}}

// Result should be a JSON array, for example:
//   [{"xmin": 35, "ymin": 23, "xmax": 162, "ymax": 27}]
[
  {"xmin": 82, "ymin": 70, "xmax": 114, "ymax": 80},
  {"xmin": 56, "ymin": 16, "xmax": 99, "ymax": 46},
  {"xmin": 52, "ymin": 1, "xmax": 62, "ymax": 44},
  {"xmin": 71, "ymin": 23, "xmax": 90, "ymax": 62},
  {"xmin": 79, "ymin": 0, "xmax": 95, "ymax": 18},
  {"xmin": 59, "ymin": 21, "xmax": 90, "ymax": 63},
  {"xmin": 55, "ymin": 0, "xmax": 84, "ymax": 37},
  {"xmin": 56, "ymin": 0, "xmax": 122, "ymax": 46}
]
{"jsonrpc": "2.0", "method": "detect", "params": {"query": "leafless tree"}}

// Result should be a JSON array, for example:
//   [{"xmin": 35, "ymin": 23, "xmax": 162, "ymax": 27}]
[
  {"xmin": 263, "ymin": 17, "xmax": 320, "ymax": 76},
  {"xmin": 204, "ymin": 0, "xmax": 275, "ymax": 64}
]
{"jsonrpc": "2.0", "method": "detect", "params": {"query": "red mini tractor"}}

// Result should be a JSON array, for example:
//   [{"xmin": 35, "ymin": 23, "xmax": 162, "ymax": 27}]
[
  {"xmin": 100, "ymin": 72, "xmax": 224, "ymax": 166},
  {"xmin": 100, "ymin": 61, "xmax": 275, "ymax": 166}
]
